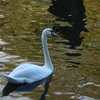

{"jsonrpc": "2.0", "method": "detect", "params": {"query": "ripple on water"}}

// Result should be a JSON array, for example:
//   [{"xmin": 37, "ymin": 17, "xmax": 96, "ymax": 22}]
[
  {"xmin": 78, "ymin": 82, "xmax": 100, "ymax": 88},
  {"xmin": 0, "ymin": 51, "xmax": 27, "ymax": 65},
  {"xmin": 54, "ymin": 91, "xmax": 75, "ymax": 95},
  {"xmin": 71, "ymin": 96, "xmax": 96, "ymax": 100},
  {"xmin": 0, "ymin": 96, "xmax": 32, "ymax": 100},
  {"xmin": 0, "ymin": 39, "xmax": 8, "ymax": 45}
]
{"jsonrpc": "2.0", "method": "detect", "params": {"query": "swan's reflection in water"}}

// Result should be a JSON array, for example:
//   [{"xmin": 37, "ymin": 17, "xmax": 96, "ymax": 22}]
[{"xmin": 2, "ymin": 73, "xmax": 53, "ymax": 100}]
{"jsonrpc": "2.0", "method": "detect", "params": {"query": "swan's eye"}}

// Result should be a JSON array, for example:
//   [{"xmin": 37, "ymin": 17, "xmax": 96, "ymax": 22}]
[
  {"xmin": 49, "ymin": 30, "xmax": 54, "ymax": 34},
  {"xmin": 50, "ymin": 30, "xmax": 54, "ymax": 32}
]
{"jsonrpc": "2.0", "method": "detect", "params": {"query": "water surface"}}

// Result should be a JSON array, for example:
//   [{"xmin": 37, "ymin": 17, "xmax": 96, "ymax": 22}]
[{"xmin": 0, "ymin": 0, "xmax": 100, "ymax": 100}]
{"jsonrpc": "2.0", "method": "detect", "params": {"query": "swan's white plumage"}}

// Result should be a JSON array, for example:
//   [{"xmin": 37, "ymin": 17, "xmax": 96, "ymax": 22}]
[
  {"xmin": 3, "ymin": 64, "xmax": 52, "ymax": 84},
  {"xmin": 3, "ymin": 28, "xmax": 55, "ymax": 84}
]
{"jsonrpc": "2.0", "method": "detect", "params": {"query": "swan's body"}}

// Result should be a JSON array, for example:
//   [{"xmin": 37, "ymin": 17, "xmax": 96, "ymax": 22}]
[{"xmin": 3, "ymin": 28, "xmax": 56, "ymax": 84}]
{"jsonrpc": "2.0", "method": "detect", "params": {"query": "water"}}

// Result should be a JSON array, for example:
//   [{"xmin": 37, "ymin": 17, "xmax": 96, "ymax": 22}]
[{"xmin": 0, "ymin": 0, "xmax": 100, "ymax": 100}]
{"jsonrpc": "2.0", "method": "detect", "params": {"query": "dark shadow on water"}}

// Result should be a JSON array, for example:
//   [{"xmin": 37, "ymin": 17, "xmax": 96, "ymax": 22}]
[
  {"xmin": 66, "ymin": 53, "xmax": 81, "ymax": 56},
  {"xmin": 48, "ymin": 0, "xmax": 89, "ymax": 68},
  {"xmin": 2, "ymin": 73, "xmax": 53, "ymax": 100},
  {"xmin": 66, "ymin": 61, "xmax": 80, "ymax": 65},
  {"xmin": 48, "ymin": 0, "xmax": 89, "ymax": 48}
]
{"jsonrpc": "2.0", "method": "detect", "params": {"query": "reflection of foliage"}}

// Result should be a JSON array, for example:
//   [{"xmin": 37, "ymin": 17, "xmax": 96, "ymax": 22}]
[
  {"xmin": 79, "ymin": 67, "xmax": 100, "ymax": 77},
  {"xmin": 0, "ymin": 0, "xmax": 56, "ymax": 36},
  {"xmin": 84, "ymin": 0, "xmax": 100, "ymax": 27},
  {"xmin": 0, "ymin": 0, "xmax": 56, "ymax": 65}
]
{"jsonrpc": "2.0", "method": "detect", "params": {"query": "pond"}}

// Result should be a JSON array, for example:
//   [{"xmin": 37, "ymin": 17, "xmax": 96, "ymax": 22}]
[{"xmin": 0, "ymin": 0, "xmax": 100, "ymax": 100}]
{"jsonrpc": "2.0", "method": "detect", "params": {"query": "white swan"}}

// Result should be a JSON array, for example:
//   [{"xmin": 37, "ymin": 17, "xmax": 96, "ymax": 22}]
[{"xmin": 3, "ymin": 28, "xmax": 57, "ymax": 84}]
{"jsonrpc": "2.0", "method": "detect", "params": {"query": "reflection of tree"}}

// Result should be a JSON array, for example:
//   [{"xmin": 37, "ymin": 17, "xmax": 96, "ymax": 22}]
[
  {"xmin": 49, "ymin": 0, "xmax": 71, "ymax": 18},
  {"xmin": 49, "ymin": 0, "xmax": 88, "ymax": 48}
]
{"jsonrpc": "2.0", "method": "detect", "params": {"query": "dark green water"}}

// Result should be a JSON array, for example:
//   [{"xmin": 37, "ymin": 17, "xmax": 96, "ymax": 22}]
[{"xmin": 0, "ymin": 0, "xmax": 100, "ymax": 100}]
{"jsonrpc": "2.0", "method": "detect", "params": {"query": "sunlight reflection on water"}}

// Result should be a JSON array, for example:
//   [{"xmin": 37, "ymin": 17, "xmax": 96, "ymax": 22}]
[
  {"xmin": 0, "ymin": 51, "xmax": 27, "ymax": 64},
  {"xmin": 0, "ymin": 39, "xmax": 8, "ymax": 45},
  {"xmin": 0, "ymin": 96, "xmax": 32, "ymax": 100},
  {"xmin": 54, "ymin": 91, "xmax": 75, "ymax": 95},
  {"xmin": 78, "ymin": 82, "xmax": 100, "ymax": 88},
  {"xmin": 71, "ymin": 96, "xmax": 96, "ymax": 100},
  {"xmin": 0, "ymin": 39, "xmax": 29, "ymax": 67}
]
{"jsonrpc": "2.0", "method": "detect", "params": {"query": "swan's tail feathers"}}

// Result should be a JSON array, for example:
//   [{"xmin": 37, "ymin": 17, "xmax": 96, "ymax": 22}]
[{"xmin": 3, "ymin": 74, "xmax": 18, "ymax": 84}]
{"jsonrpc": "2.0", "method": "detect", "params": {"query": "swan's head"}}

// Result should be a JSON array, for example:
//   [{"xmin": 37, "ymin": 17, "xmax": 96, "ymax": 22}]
[{"xmin": 42, "ymin": 28, "xmax": 57, "ymax": 36}]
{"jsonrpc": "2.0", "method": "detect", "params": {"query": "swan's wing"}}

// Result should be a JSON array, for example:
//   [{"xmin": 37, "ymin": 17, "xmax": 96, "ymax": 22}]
[
  {"xmin": 19, "ymin": 66, "xmax": 52, "ymax": 83},
  {"xmin": 3, "ymin": 74, "xmax": 19, "ymax": 83},
  {"xmin": 10, "ymin": 64, "xmax": 34, "ymax": 75}
]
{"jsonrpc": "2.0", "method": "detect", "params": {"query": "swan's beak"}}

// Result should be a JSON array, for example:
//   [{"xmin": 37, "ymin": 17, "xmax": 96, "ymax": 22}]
[{"xmin": 51, "ymin": 32, "xmax": 58, "ymax": 36}]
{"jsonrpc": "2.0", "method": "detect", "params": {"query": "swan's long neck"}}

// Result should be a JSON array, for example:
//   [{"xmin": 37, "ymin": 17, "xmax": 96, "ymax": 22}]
[{"xmin": 42, "ymin": 33, "xmax": 53, "ymax": 71}]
